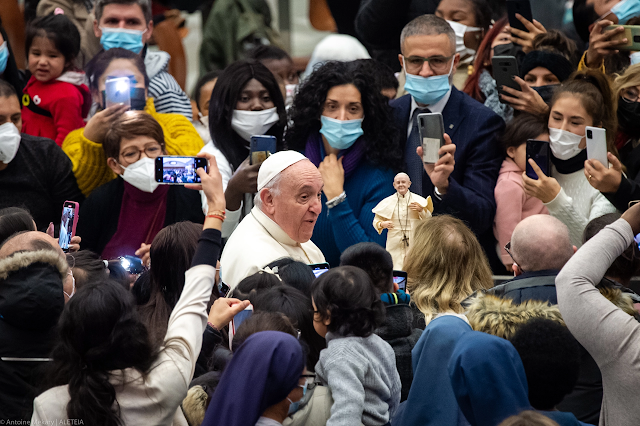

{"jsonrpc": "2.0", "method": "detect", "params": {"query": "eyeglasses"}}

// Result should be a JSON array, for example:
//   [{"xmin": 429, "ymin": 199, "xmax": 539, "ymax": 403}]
[
  {"xmin": 120, "ymin": 143, "xmax": 163, "ymax": 164},
  {"xmin": 504, "ymin": 241, "xmax": 524, "ymax": 273},
  {"xmin": 403, "ymin": 55, "xmax": 454, "ymax": 74},
  {"xmin": 621, "ymin": 88, "xmax": 640, "ymax": 104}
]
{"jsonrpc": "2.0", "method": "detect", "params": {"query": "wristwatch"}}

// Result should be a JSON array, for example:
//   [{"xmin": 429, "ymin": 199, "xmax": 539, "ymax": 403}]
[{"xmin": 326, "ymin": 191, "xmax": 347, "ymax": 209}]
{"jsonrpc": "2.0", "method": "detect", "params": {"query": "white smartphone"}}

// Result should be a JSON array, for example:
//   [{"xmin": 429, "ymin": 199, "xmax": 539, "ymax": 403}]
[{"xmin": 585, "ymin": 126, "xmax": 608, "ymax": 168}]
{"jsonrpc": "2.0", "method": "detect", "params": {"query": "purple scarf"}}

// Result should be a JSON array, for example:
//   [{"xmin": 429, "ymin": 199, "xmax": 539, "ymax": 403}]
[{"xmin": 304, "ymin": 132, "xmax": 366, "ymax": 177}]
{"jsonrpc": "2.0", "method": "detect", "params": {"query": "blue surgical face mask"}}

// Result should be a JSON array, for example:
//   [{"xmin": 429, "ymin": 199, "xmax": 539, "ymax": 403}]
[
  {"xmin": 631, "ymin": 51, "xmax": 640, "ymax": 66},
  {"xmin": 0, "ymin": 42, "xmax": 8, "ymax": 75},
  {"xmin": 287, "ymin": 383, "xmax": 308, "ymax": 415},
  {"xmin": 100, "ymin": 27, "xmax": 146, "ymax": 53},
  {"xmin": 320, "ymin": 115, "xmax": 364, "ymax": 150},
  {"xmin": 403, "ymin": 59, "xmax": 454, "ymax": 105}
]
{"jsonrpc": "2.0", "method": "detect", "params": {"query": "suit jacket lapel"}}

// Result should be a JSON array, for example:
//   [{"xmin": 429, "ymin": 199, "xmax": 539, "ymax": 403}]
[{"xmin": 441, "ymin": 87, "xmax": 466, "ymax": 140}]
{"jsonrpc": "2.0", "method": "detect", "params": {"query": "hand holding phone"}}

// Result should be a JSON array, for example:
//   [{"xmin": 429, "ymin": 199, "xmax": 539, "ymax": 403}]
[
  {"xmin": 492, "ymin": 56, "xmax": 520, "ymax": 102},
  {"xmin": 393, "ymin": 270, "xmax": 408, "ymax": 292},
  {"xmin": 58, "ymin": 201, "xmax": 79, "ymax": 252},
  {"xmin": 507, "ymin": 0, "xmax": 533, "ymax": 33}
]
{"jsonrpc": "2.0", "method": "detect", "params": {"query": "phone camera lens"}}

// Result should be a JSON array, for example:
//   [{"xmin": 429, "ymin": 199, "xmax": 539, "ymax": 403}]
[{"xmin": 587, "ymin": 130, "xmax": 592, "ymax": 138}]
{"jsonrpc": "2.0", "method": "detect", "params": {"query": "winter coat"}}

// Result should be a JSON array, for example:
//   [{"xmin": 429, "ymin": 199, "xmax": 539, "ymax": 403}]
[{"xmin": 0, "ymin": 250, "xmax": 66, "ymax": 422}]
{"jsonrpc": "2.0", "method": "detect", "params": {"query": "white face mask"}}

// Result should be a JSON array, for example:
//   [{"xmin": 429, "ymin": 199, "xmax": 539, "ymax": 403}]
[
  {"xmin": 119, "ymin": 157, "xmax": 159, "ymax": 193},
  {"xmin": 199, "ymin": 114, "xmax": 209, "ymax": 128},
  {"xmin": 0, "ymin": 122, "xmax": 21, "ymax": 164},
  {"xmin": 446, "ymin": 20, "xmax": 482, "ymax": 63},
  {"xmin": 285, "ymin": 84, "xmax": 298, "ymax": 106},
  {"xmin": 548, "ymin": 128, "xmax": 585, "ymax": 160},
  {"xmin": 231, "ymin": 107, "xmax": 279, "ymax": 141}
]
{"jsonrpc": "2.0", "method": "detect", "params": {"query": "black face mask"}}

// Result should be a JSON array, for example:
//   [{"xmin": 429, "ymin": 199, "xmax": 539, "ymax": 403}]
[
  {"xmin": 532, "ymin": 85, "xmax": 559, "ymax": 104},
  {"xmin": 101, "ymin": 88, "xmax": 147, "ymax": 111},
  {"xmin": 493, "ymin": 43, "xmax": 522, "ymax": 59},
  {"xmin": 617, "ymin": 97, "xmax": 640, "ymax": 138}
]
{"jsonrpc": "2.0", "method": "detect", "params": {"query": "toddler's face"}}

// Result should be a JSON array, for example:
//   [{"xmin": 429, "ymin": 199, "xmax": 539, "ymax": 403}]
[{"xmin": 28, "ymin": 36, "xmax": 66, "ymax": 83}]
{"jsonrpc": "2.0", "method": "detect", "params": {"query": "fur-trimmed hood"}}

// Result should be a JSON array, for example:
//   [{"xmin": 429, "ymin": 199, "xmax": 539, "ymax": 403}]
[
  {"xmin": 0, "ymin": 250, "xmax": 66, "ymax": 330},
  {"xmin": 466, "ymin": 289, "xmax": 639, "ymax": 340}
]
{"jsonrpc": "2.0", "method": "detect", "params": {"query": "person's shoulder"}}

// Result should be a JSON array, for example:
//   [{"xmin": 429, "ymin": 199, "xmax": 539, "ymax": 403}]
[
  {"xmin": 389, "ymin": 94, "xmax": 412, "ymax": 110},
  {"xmin": 145, "ymin": 50, "xmax": 171, "ymax": 78},
  {"xmin": 86, "ymin": 177, "xmax": 123, "ymax": 201},
  {"xmin": 33, "ymin": 384, "xmax": 71, "ymax": 416},
  {"xmin": 19, "ymin": 133, "xmax": 59, "ymax": 149},
  {"xmin": 451, "ymin": 87, "xmax": 502, "ymax": 120}
]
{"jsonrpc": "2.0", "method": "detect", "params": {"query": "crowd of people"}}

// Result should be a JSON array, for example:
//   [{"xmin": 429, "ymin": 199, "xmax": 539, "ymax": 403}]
[{"xmin": 2, "ymin": 0, "xmax": 640, "ymax": 425}]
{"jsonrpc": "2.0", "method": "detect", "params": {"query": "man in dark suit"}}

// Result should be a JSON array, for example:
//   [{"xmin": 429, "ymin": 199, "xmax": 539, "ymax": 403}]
[{"xmin": 390, "ymin": 15, "xmax": 505, "ymax": 271}]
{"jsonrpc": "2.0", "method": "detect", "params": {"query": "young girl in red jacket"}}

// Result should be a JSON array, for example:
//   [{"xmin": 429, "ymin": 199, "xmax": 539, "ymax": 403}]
[{"xmin": 21, "ymin": 13, "xmax": 90, "ymax": 146}]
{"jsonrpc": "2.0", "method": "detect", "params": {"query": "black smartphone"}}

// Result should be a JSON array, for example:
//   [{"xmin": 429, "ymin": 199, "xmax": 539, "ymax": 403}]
[
  {"xmin": 418, "ymin": 112, "xmax": 445, "ymax": 164},
  {"xmin": 507, "ymin": 0, "xmax": 533, "ymax": 33},
  {"xmin": 393, "ymin": 270, "xmax": 408, "ymax": 292},
  {"xmin": 492, "ymin": 56, "xmax": 520, "ymax": 101},
  {"xmin": 526, "ymin": 139, "xmax": 550, "ymax": 180},
  {"xmin": 58, "ymin": 201, "xmax": 79, "ymax": 252},
  {"xmin": 155, "ymin": 156, "xmax": 208, "ymax": 184},
  {"xmin": 308, "ymin": 262, "xmax": 330, "ymax": 278},
  {"xmin": 250, "ymin": 135, "xmax": 277, "ymax": 165}
]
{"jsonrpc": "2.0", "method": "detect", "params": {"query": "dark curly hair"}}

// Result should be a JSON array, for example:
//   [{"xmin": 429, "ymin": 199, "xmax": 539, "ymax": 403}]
[
  {"xmin": 311, "ymin": 266, "xmax": 385, "ymax": 337},
  {"xmin": 208, "ymin": 60, "xmax": 286, "ymax": 170},
  {"xmin": 44, "ymin": 279, "xmax": 155, "ymax": 426},
  {"xmin": 285, "ymin": 61, "xmax": 403, "ymax": 170}
]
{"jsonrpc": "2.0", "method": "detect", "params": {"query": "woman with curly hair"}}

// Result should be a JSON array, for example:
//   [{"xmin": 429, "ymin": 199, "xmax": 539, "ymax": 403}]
[{"xmin": 286, "ymin": 61, "xmax": 401, "ymax": 266}]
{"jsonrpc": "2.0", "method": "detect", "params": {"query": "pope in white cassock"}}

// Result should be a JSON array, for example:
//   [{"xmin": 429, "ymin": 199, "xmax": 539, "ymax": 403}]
[
  {"xmin": 220, "ymin": 151, "xmax": 326, "ymax": 289},
  {"xmin": 372, "ymin": 173, "xmax": 433, "ymax": 270}
]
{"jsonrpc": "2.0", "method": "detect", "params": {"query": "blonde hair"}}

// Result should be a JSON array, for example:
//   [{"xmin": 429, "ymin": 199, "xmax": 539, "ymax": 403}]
[
  {"xmin": 404, "ymin": 215, "xmax": 493, "ymax": 323},
  {"xmin": 498, "ymin": 411, "xmax": 560, "ymax": 426},
  {"xmin": 613, "ymin": 63, "xmax": 640, "ymax": 96}
]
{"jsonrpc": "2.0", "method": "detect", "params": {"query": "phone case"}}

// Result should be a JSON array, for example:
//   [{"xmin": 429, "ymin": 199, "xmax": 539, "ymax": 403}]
[
  {"xmin": 58, "ymin": 201, "xmax": 79, "ymax": 251},
  {"xmin": 606, "ymin": 25, "xmax": 640, "ymax": 50},
  {"xmin": 586, "ymin": 127, "xmax": 608, "ymax": 167},
  {"xmin": 250, "ymin": 135, "xmax": 277, "ymax": 165},
  {"xmin": 492, "ymin": 56, "xmax": 520, "ymax": 99},
  {"xmin": 418, "ymin": 113, "xmax": 445, "ymax": 164},
  {"xmin": 507, "ymin": 0, "xmax": 533, "ymax": 32},
  {"xmin": 526, "ymin": 139, "xmax": 550, "ymax": 180}
]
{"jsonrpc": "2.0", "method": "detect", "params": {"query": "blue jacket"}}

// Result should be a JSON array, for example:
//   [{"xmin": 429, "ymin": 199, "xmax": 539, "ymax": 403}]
[
  {"xmin": 391, "ymin": 88, "xmax": 504, "ymax": 269},
  {"xmin": 311, "ymin": 160, "xmax": 395, "ymax": 267}
]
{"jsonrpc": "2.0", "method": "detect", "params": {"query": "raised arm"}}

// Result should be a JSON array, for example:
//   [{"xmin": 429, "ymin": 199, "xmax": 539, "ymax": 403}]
[{"xmin": 556, "ymin": 210, "xmax": 640, "ymax": 367}]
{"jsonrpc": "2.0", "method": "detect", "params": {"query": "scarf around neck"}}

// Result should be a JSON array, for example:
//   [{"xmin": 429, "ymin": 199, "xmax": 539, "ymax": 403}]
[{"xmin": 304, "ymin": 131, "xmax": 366, "ymax": 177}]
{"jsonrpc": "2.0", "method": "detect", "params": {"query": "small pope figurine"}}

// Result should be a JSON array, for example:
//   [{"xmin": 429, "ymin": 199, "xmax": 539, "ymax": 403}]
[{"xmin": 372, "ymin": 172, "xmax": 433, "ymax": 270}]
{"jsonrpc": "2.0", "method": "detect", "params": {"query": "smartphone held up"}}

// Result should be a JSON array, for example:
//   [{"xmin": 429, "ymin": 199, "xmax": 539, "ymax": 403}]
[
  {"xmin": 155, "ymin": 156, "xmax": 208, "ymax": 184},
  {"xmin": 58, "ymin": 201, "xmax": 79, "ymax": 252},
  {"xmin": 104, "ymin": 77, "xmax": 131, "ymax": 109},
  {"xmin": 419, "ymin": 112, "xmax": 445, "ymax": 164}
]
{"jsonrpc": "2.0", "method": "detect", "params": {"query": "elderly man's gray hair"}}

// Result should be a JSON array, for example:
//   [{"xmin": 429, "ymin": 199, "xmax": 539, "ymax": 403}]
[
  {"xmin": 254, "ymin": 172, "xmax": 284, "ymax": 208},
  {"xmin": 400, "ymin": 15, "xmax": 456, "ymax": 55},
  {"xmin": 510, "ymin": 215, "xmax": 574, "ymax": 272}
]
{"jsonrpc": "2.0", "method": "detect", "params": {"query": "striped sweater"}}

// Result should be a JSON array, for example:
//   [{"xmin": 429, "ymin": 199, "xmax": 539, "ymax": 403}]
[
  {"xmin": 145, "ymin": 50, "xmax": 193, "ymax": 120},
  {"xmin": 61, "ymin": 98, "xmax": 204, "ymax": 197}
]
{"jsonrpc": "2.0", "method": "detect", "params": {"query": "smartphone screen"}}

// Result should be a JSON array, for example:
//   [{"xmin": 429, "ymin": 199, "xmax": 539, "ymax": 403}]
[
  {"xmin": 309, "ymin": 262, "xmax": 330, "ymax": 278},
  {"xmin": 155, "ymin": 156, "xmax": 208, "ymax": 184},
  {"xmin": 250, "ymin": 135, "xmax": 277, "ymax": 165},
  {"xmin": 229, "ymin": 304, "xmax": 254, "ymax": 346},
  {"xmin": 526, "ymin": 139, "xmax": 550, "ymax": 180},
  {"xmin": 104, "ymin": 77, "xmax": 131, "ymax": 109},
  {"xmin": 58, "ymin": 201, "xmax": 78, "ymax": 252},
  {"xmin": 393, "ymin": 270, "xmax": 408, "ymax": 291}
]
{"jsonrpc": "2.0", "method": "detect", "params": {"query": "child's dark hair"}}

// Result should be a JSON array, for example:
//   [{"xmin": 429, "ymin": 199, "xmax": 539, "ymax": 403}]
[
  {"xmin": 26, "ymin": 14, "xmax": 80, "ymax": 70},
  {"xmin": 264, "ymin": 257, "xmax": 316, "ymax": 297},
  {"xmin": 311, "ymin": 266, "xmax": 385, "ymax": 337},
  {"xmin": 233, "ymin": 271, "xmax": 283, "ymax": 302},
  {"xmin": 340, "ymin": 242, "xmax": 394, "ymax": 294},
  {"xmin": 500, "ymin": 113, "xmax": 548, "ymax": 153},
  {"xmin": 232, "ymin": 311, "xmax": 297, "ymax": 351},
  {"xmin": 193, "ymin": 70, "xmax": 221, "ymax": 108},
  {"xmin": 352, "ymin": 59, "xmax": 399, "ymax": 91}
]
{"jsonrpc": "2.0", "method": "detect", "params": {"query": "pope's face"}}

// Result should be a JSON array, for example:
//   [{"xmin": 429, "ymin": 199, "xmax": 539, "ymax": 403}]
[
  {"xmin": 394, "ymin": 175, "xmax": 411, "ymax": 196},
  {"xmin": 270, "ymin": 161, "xmax": 324, "ymax": 243}
]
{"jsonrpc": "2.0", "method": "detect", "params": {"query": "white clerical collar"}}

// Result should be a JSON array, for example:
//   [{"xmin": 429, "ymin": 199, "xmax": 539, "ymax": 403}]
[{"xmin": 251, "ymin": 206, "xmax": 299, "ymax": 247}]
